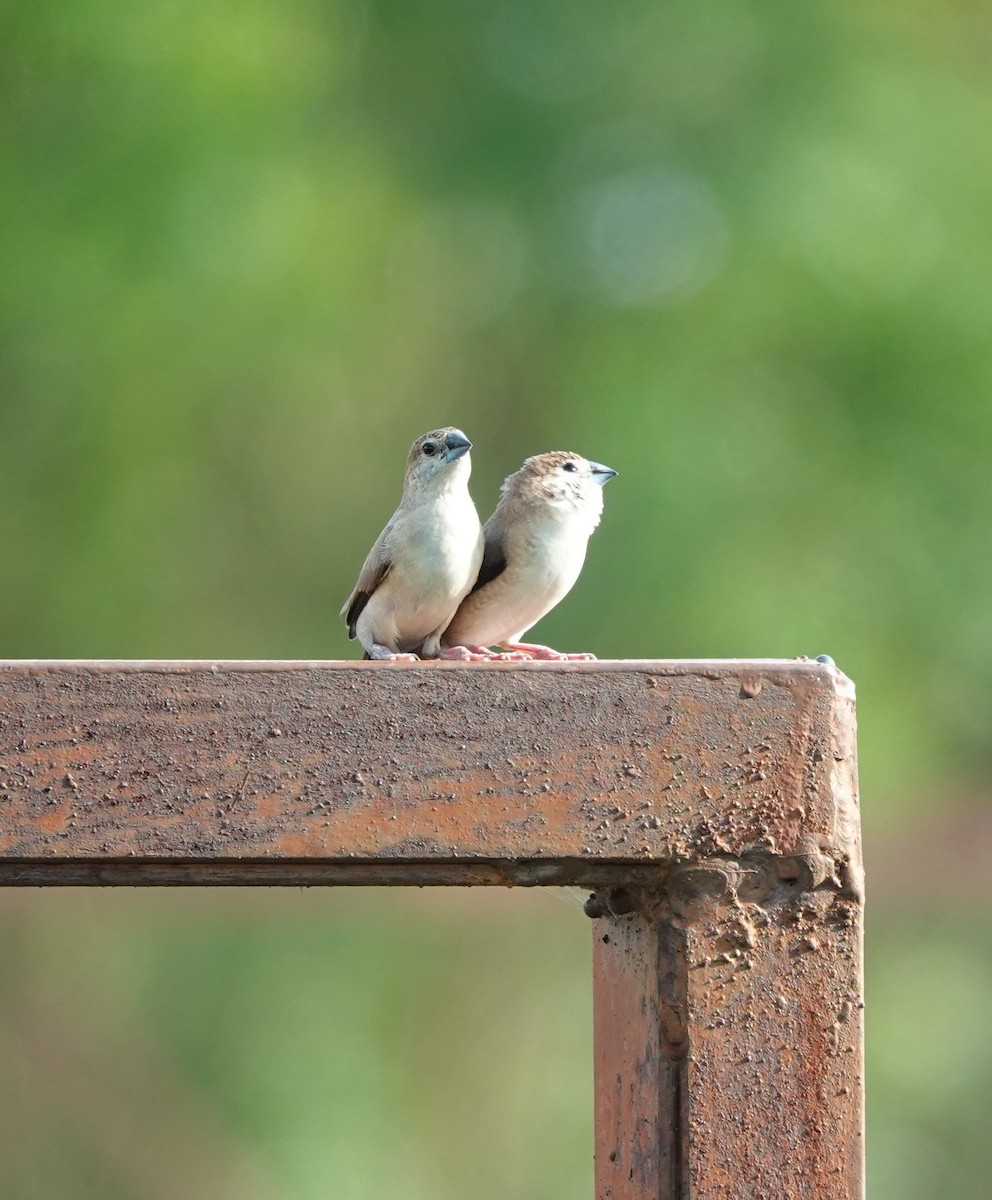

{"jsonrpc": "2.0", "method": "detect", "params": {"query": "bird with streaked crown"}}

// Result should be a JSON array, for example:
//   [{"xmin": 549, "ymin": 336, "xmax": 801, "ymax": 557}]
[{"xmin": 441, "ymin": 450, "xmax": 617, "ymax": 661}]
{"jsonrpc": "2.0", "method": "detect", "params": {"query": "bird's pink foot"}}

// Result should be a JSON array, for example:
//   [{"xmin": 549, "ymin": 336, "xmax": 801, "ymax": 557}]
[
  {"xmin": 474, "ymin": 643, "xmax": 535, "ymax": 661},
  {"xmin": 438, "ymin": 644, "xmax": 535, "ymax": 661},
  {"xmin": 437, "ymin": 644, "xmax": 498, "ymax": 662},
  {"xmin": 500, "ymin": 642, "xmax": 596, "ymax": 661}
]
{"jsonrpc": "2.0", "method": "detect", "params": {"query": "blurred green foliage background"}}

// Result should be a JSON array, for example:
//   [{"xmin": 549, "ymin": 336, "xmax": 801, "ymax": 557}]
[{"xmin": 1, "ymin": 0, "xmax": 990, "ymax": 1195}]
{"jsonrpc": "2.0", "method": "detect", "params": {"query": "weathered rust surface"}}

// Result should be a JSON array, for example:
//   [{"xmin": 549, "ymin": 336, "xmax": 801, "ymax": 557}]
[
  {"xmin": 0, "ymin": 658, "xmax": 863, "ymax": 1197},
  {"xmin": 681, "ymin": 883, "xmax": 862, "ymax": 1197},
  {"xmin": 0, "ymin": 660, "xmax": 855, "ymax": 887},
  {"xmin": 593, "ymin": 667, "xmax": 863, "ymax": 1200},
  {"xmin": 594, "ymin": 904, "xmax": 684, "ymax": 1198},
  {"xmin": 593, "ymin": 882, "xmax": 863, "ymax": 1200}
]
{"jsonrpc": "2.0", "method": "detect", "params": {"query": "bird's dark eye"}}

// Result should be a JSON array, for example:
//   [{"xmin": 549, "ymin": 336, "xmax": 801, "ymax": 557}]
[
  {"xmin": 563, "ymin": 461, "xmax": 578, "ymax": 473},
  {"xmin": 422, "ymin": 442, "xmax": 438, "ymax": 457}
]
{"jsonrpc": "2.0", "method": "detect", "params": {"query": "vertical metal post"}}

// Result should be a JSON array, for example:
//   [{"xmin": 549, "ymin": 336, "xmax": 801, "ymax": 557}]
[
  {"xmin": 592, "ymin": 856, "xmax": 864, "ymax": 1199},
  {"xmin": 593, "ymin": 897, "xmax": 684, "ymax": 1199}
]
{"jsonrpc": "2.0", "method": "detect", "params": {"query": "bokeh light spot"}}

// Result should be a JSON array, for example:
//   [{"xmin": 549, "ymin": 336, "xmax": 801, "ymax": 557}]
[{"xmin": 569, "ymin": 166, "xmax": 729, "ymax": 306}]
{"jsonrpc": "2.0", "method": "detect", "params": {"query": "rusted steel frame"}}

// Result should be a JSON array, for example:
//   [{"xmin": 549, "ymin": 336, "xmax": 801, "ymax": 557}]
[
  {"xmin": 0, "ymin": 659, "xmax": 862, "ymax": 1196},
  {"xmin": 0, "ymin": 660, "xmax": 853, "ymax": 888}
]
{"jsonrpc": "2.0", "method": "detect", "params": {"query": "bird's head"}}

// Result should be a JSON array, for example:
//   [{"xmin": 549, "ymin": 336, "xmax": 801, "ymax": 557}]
[
  {"xmin": 507, "ymin": 451, "xmax": 617, "ymax": 524},
  {"xmin": 404, "ymin": 427, "xmax": 473, "ymax": 492}
]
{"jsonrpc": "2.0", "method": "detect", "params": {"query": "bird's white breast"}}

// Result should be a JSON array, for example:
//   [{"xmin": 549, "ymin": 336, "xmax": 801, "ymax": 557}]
[{"xmin": 372, "ymin": 487, "xmax": 482, "ymax": 649}]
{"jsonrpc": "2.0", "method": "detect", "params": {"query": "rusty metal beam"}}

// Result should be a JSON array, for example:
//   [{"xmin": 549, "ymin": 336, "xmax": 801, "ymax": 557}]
[
  {"xmin": 0, "ymin": 659, "xmax": 863, "ymax": 1198},
  {"xmin": 0, "ymin": 659, "xmax": 854, "ymax": 883}
]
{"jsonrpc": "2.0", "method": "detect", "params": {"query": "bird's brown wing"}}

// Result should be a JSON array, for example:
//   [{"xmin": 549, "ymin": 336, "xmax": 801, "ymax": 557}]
[
  {"xmin": 468, "ymin": 522, "xmax": 508, "ymax": 595},
  {"xmin": 340, "ymin": 525, "xmax": 393, "ymax": 639}
]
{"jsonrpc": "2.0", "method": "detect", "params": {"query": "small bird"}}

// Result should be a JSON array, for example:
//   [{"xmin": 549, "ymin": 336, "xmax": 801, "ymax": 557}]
[
  {"xmin": 441, "ymin": 451, "xmax": 617, "ymax": 660},
  {"xmin": 341, "ymin": 428, "xmax": 484, "ymax": 660}
]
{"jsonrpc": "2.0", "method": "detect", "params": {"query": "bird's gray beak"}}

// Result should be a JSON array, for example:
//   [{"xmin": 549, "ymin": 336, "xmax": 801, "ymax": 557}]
[
  {"xmin": 444, "ymin": 431, "xmax": 472, "ymax": 462},
  {"xmin": 590, "ymin": 461, "xmax": 618, "ymax": 484}
]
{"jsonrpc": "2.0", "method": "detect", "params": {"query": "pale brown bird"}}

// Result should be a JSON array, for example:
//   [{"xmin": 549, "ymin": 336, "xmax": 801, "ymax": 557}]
[
  {"xmin": 441, "ymin": 451, "xmax": 617, "ymax": 660},
  {"xmin": 341, "ymin": 428, "xmax": 484, "ymax": 660}
]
